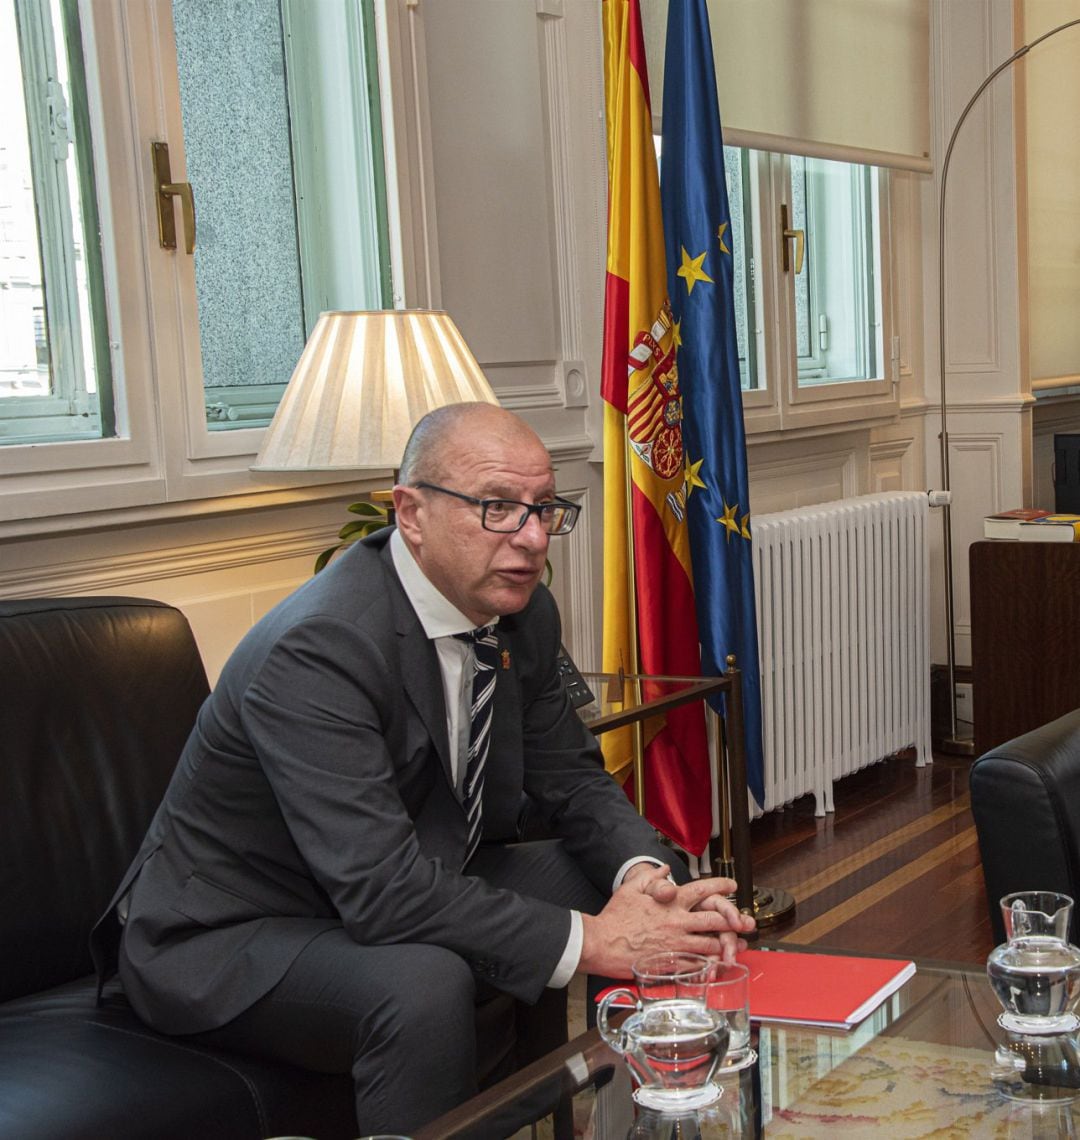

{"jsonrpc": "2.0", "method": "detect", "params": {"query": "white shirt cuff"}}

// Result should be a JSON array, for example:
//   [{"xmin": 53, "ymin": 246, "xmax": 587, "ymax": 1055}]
[
  {"xmin": 546, "ymin": 856, "xmax": 671, "ymax": 988},
  {"xmin": 613, "ymin": 855, "xmax": 667, "ymax": 890},
  {"xmin": 548, "ymin": 910, "xmax": 583, "ymax": 988}
]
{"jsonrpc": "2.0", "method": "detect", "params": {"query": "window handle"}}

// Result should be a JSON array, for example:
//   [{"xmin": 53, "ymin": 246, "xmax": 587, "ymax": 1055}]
[
  {"xmin": 780, "ymin": 203, "xmax": 804, "ymax": 274},
  {"xmin": 151, "ymin": 141, "xmax": 196, "ymax": 254}
]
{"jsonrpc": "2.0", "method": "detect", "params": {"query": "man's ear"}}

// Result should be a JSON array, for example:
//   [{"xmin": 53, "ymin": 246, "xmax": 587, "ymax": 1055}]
[{"xmin": 393, "ymin": 484, "xmax": 422, "ymax": 544}]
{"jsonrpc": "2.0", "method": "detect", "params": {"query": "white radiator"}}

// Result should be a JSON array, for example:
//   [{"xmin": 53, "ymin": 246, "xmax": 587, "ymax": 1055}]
[{"xmin": 752, "ymin": 492, "xmax": 932, "ymax": 816}]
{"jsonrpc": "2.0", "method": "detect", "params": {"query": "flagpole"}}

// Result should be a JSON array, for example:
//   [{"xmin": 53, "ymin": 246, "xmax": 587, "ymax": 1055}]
[{"xmin": 621, "ymin": 432, "xmax": 646, "ymax": 814}]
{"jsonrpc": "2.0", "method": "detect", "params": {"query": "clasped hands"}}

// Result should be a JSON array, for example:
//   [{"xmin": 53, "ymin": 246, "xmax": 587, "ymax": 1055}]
[{"xmin": 578, "ymin": 862, "xmax": 756, "ymax": 979}]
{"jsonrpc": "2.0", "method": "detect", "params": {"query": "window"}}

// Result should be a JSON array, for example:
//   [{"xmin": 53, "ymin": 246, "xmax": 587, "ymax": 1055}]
[
  {"xmin": 174, "ymin": 0, "xmax": 392, "ymax": 432},
  {"xmin": 0, "ymin": 0, "xmax": 393, "ymax": 523},
  {"xmin": 790, "ymin": 155, "xmax": 881, "ymax": 388},
  {"xmin": 668, "ymin": 139, "xmax": 895, "ymax": 433},
  {"xmin": 0, "ymin": 0, "xmax": 111, "ymax": 444}
]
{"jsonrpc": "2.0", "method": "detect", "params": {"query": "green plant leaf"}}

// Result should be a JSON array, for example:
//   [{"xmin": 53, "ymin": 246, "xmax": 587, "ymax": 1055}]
[
  {"xmin": 314, "ymin": 545, "xmax": 340, "ymax": 573},
  {"xmin": 347, "ymin": 501, "xmax": 386, "ymax": 518},
  {"xmin": 315, "ymin": 502, "xmax": 394, "ymax": 573},
  {"xmin": 338, "ymin": 520, "xmax": 374, "ymax": 541}
]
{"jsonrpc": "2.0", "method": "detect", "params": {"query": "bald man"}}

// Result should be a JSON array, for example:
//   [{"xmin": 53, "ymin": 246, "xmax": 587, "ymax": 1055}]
[{"xmin": 93, "ymin": 402, "xmax": 753, "ymax": 1134}]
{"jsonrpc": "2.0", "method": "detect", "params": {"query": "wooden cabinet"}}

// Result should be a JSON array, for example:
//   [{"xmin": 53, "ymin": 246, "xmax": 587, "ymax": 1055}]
[{"xmin": 970, "ymin": 540, "xmax": 1080, "ymax": 756}]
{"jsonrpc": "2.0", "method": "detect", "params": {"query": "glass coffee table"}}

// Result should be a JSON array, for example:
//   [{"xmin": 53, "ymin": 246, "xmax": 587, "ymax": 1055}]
[{"xmin": 412, "ymin": 953, "xmax": 1080, "ymax": 1138}]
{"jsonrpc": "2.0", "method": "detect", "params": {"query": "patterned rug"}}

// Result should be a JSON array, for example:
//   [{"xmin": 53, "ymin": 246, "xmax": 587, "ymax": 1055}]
[{"xmin": 763, "ymin": 1033, "xmax": 1079, "ymax": 1138}]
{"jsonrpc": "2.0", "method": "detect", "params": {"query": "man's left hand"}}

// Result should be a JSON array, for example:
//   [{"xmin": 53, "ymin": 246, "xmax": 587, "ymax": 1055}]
[{"xmin": 621, "ymin": 866, "xmax": 756, "ymax": 964}]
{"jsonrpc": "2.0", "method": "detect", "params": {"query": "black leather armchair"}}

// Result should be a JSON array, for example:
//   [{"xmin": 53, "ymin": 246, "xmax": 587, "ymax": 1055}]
[
  {"xmin": 969, "ymin": 708, "xmax": 1080, "ymax": 947},
  {"xmin": 0, "ymin": 597, "xmax": 565, "ymax": 1139}
]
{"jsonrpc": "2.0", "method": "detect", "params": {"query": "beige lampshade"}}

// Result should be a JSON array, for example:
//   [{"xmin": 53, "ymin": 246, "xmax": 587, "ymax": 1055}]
[{"xmin": 251, "ymin": 310, "xmax": 498, "ymax": 470}]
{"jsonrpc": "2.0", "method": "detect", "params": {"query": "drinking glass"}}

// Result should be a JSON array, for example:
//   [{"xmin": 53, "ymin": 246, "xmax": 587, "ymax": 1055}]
[
  {"xmin": 633, "ymin": 952, "xmax": 713, "ymax": 1004},
  {"xmin": 684, "ymin": 961, "xmax": 755, "ymax": 1072}
]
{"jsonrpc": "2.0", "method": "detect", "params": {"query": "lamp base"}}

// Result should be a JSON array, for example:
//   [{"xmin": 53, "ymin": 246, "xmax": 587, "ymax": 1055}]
[{"xmin": 933, "ymin": 720, "xmax": 975, "ymax": 757}]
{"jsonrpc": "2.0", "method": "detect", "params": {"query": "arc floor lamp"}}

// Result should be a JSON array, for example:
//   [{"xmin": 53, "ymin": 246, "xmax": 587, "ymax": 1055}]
[{"xmin": 937, "ymin": 15, "xmax": 1080, "ymax": 755}]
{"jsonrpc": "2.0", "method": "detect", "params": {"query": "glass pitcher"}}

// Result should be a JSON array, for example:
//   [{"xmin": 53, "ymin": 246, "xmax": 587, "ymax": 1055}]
[{"xmin": 987, "ymin": 891, "xmax": 1080, "ymax": 1035}]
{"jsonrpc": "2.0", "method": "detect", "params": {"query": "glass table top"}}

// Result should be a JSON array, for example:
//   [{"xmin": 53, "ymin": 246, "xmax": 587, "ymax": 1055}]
[{"xmin": 414, "ymin": 954, "xmax": 1080, "ymax": 1138}]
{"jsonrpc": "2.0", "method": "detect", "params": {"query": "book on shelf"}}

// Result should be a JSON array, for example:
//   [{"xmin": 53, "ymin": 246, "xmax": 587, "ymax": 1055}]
[
  {"xmin": 739, "ymin": 948, "xmax": 916, "ymax": 1029},
  {"xmin": 594, "ymin": 948, "xmax": 916, "ymax": 1030},
  {"xmin": 1017, "ymin": 514, "xmax": 1080, "ymax": 542},
  {"xmin": 983, "ymin": 508, "xmax": 1051, "ymax": 540}
]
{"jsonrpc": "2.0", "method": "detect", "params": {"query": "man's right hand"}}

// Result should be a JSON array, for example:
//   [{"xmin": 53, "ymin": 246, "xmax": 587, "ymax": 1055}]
[{"xmin": 577, "ymin": 863, "xmax": 755, "ymax": 977}]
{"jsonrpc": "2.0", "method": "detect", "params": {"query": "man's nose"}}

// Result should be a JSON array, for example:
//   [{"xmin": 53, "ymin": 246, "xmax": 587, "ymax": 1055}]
[{"xmin": 513, "ymin": 510, "xmax": 550, "ymax": 550}]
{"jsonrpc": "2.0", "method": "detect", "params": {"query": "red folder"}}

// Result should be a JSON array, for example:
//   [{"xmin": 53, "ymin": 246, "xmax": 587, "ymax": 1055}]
[
  {"xmin": 595, "ymin": 949, "xmax": 916, "ymax": 1030},
  {"xmin": 739, "ymin": 948, "xmax": 916, "ymax": 1028}
]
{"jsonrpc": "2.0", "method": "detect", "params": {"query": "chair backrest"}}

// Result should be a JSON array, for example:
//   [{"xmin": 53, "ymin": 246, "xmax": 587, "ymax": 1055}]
[
  {"xmin": 0, "ymin": 597, "xmax": 209, "ymax": 1001},
  {"xmin": 970, "ymin": 708, "xmax": 1080, "ymax": 946}
]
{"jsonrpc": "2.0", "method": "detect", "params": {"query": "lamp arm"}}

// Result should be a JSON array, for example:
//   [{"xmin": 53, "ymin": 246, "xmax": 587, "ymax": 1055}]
[
  {"xmin": 937, "ymin": 17, "xmax": 1080, "ymax": 494},
  {"xmin": 936, "ymin": 16, "xmax": 1080, "ymax": 750}
]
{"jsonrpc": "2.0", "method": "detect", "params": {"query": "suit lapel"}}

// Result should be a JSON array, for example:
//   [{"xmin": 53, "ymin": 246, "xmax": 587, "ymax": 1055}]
[{"xmin": 378, "ymin": 540, "xmax": 454, "ymax": 788}]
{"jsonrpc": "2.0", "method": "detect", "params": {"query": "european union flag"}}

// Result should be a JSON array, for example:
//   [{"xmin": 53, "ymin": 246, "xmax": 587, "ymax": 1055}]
[{"xmin": 660, "ymin": 0, "xmax": 764, "ymax": 805}]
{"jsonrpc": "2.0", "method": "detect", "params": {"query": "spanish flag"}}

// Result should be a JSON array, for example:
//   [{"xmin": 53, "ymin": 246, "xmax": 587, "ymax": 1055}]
[{"xmin": 601, "ymin": 0, "xmax": 711, "ymax": 855}]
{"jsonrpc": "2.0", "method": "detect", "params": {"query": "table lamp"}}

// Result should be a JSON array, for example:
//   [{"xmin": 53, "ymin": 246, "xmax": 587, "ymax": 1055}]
[
  {"xmin": 251, "ymin": 308, "xmax": 498, "ymax": 566},
  {"xmin": 252, "ymin": 309, "xmax": 498, "ymax": 471}
]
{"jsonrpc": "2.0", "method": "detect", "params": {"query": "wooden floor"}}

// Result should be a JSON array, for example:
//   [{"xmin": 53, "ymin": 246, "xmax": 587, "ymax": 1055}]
[
  {"xmin": 564, "ymin": 749, "xmax": 991, "ymax": 1045},
  {"xmin": 746, "ymin": 749, "xmax": 995, "ymax": 965}
]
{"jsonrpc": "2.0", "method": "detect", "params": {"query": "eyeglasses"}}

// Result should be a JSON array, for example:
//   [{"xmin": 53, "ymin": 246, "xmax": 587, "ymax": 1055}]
[{"xmin": 413, "ymin": 482, "xmax": 580, "ymax": 535}]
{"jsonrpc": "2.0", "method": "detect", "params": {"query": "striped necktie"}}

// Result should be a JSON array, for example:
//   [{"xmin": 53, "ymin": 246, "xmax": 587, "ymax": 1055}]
[{"xmin": 454, "ymin": 624, "xmax": 499, "ymax": 866}]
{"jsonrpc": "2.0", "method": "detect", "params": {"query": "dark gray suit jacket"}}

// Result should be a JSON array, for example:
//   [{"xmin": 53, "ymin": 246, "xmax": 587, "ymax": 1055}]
[{"xmin": 92, "ymin": 529, "xmax": 677, "ymax": 1035}]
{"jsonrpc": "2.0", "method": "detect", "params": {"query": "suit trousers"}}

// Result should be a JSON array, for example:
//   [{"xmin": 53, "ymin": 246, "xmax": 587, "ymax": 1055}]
[{"xmin": 176, "ymin": 839, "xmax": 607, "ymax": 1135}]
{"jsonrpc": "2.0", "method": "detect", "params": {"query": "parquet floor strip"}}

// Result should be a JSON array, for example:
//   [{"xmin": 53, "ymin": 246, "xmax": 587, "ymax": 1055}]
[
  {"xmin": 774, "ymin": 795, "xmax": 972, "ymax": 904},
  {"xmin": 779, "ymin": 826, "xmax": 981, "ymax": 945}
]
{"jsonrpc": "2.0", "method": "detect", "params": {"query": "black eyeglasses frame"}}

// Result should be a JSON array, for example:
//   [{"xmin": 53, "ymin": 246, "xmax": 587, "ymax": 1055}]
[{"xmin": 412, "ymin": 482, "xmax": 580, "ymax": 535}]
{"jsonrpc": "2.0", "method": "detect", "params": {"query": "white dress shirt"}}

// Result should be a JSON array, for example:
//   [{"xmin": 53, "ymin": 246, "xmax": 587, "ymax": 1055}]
[{"xmin": 390, "ymin": 530, "xmax": 661, "ymax": 987}]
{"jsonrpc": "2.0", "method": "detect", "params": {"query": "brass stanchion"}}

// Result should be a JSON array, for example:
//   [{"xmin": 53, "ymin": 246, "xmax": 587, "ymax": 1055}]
[{"xmin": 717, "ymin": 657, "xmax": 795, "ymax": 926}]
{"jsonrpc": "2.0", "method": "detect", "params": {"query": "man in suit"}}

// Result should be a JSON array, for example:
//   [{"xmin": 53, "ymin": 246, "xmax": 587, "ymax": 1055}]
[{"xmin": 93, "ymin": 402, "xmax": 754, "ymax": 1133}]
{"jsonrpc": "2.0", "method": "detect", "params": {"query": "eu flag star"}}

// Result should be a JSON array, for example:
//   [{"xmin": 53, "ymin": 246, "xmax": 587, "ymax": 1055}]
[
  {"xmin": 717, "ymin": 500, "xmax": 741, "ymax": 540},
  {"xmin": 717, "ymin": 221, "xmax": 731, "ymax": 255},
  {"xmin": 677, "ymin": 246, "xmax": 713, "ymax": 295},
  {"xmin": 684, "ymin": 454, "xmax": 706, "ymax": 497}
]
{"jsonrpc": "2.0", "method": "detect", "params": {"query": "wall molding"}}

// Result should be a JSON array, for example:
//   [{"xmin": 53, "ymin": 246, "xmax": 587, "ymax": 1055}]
[
  {"xmin": 925, "ymin": 395, "xmax": 1034, "ymax": 415},
  {"xmin": 937, "ymin": 2, "xmax": 1006, "ymax": 376},
  {"xmin": 545, "ymin": 433, "xmax": 596, "ymax": 464},
  {"xmin": 0, "ymin": 525, "xmax": 335, "ymax": 599},
  {"xmin": 869, "ymin": 435, "xmax": 916, "ymax": 492},
  {"xmin": 536, "ymin": 3, "xmax": 583, "ymax": 370},
  {"xmin": 751, "ymin": 446, "xmax": 859, "ymax": 506},
  {"xmin": 486, "ymin": 360, "xmax": 565, "ymax": 409},
  {"xmin": 556, "ymin": 485, "xmax": 596, "ymax": 668}
]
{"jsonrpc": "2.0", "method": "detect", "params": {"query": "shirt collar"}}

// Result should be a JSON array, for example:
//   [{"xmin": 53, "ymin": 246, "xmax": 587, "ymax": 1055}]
[{"xmin": 390, "ymin": 528, "xmax": 496, "ymax": 640}]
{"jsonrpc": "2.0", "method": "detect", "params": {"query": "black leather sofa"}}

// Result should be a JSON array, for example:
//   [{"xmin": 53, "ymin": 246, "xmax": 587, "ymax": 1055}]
[
  {"xmin": 0, "ymin": 596, "xmax": 566, "ymax": 1139},
  {"xmin": 970, "ymin": 707, "xmax": 1080, "ymax": 947}
]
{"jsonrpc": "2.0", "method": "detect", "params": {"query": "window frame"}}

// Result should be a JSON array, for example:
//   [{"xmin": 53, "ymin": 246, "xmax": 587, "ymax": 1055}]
[
  {"xmin": 743, "ymin": 148, "xmax": 898, "ymax": 439},
  {"xmin": 0, "ymin": 0, "xmax": 405, "ymax": 529},
  {"xmin": 3, "ymin": 0, "xmax": 109, "ymax": 443}
]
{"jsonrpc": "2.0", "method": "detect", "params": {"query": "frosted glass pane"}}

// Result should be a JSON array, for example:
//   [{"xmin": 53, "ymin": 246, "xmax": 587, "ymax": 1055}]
[{"xmin": 173, "ymin": 0, "xmax": 304, "ymax": 427}]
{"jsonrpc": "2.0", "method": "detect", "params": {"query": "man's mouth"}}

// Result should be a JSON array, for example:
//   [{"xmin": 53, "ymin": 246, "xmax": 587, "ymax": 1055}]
[{"xmin": 498, "ymin": 567, "xmax": 541, "ymax": 582}]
